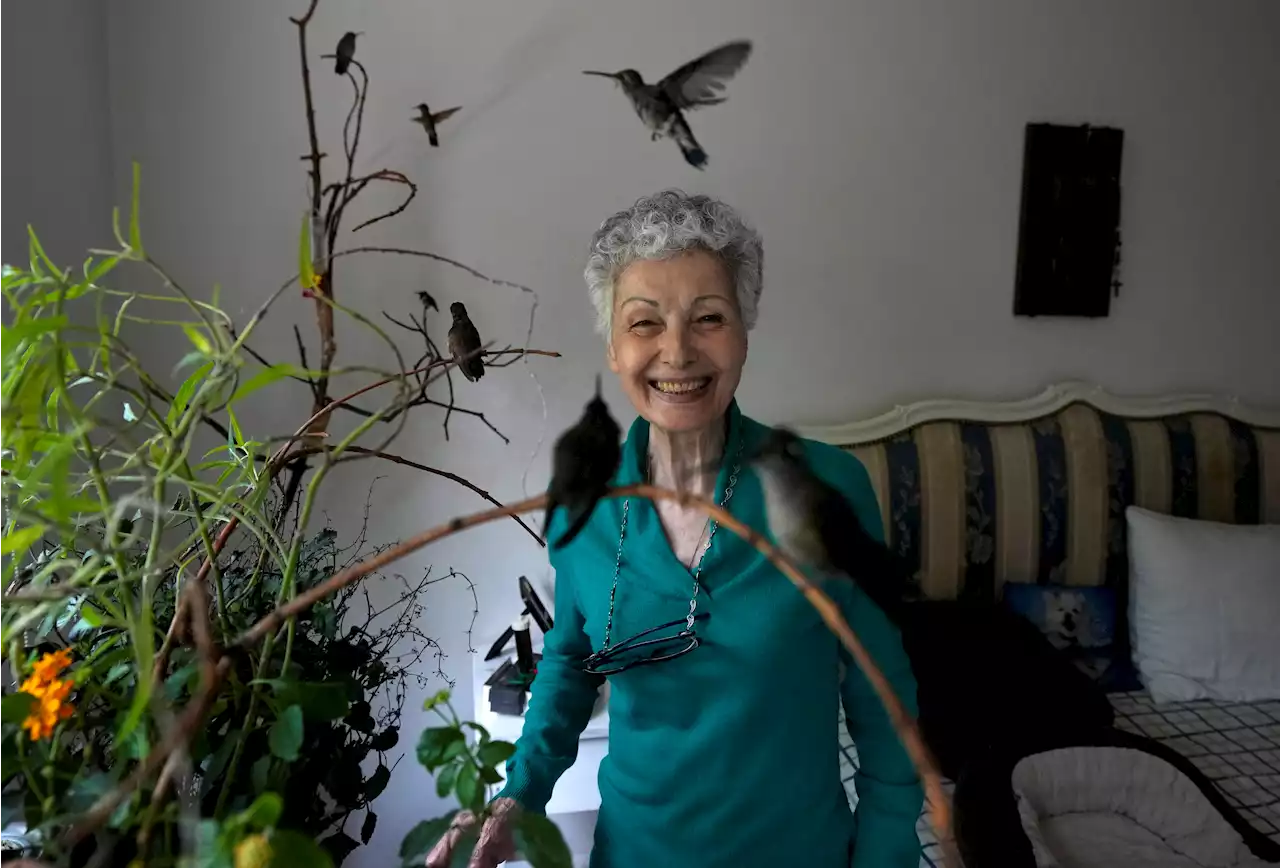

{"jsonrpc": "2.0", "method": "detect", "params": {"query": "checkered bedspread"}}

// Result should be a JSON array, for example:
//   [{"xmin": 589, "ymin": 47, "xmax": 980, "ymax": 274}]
[
  {"xmin": 1109, "ymin": 690, "xmax": 1280, "ymax": 845},
  {"xmin": 837, "ymin": 691, "xmax": 1280, "ymax": 867}
]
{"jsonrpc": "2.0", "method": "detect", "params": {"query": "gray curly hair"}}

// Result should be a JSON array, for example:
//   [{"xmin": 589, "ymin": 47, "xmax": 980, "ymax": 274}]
[{"xmin": 584, "ymin": 189, "xmax": 764, "ymax": 338}]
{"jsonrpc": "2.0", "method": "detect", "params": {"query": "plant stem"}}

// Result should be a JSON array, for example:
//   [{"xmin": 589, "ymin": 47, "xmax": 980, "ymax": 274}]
[{"xmin": 213, "ymin": 633, "xmax": 275, "ymax": 817}]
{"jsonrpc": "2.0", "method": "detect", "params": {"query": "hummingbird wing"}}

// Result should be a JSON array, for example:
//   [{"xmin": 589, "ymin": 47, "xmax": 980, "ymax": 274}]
[
  {"xmin": 816, "ymin": 481, "xmax": 913, "ymax": 627},
  {"xmin": 448, "ymin": 321, "xmax": 485, "ymax": 380},
  {"xmin": 658, "ymin": 40, "xmax": 752, "ymax": 110},
  {"xmin": 431, "ymin": 106, "xmax": 462, "ymax": 123}
]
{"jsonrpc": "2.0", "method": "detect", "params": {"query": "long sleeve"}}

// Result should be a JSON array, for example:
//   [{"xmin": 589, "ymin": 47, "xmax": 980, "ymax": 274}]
[
  {"xmin": 495, "ymin": 550, "xmax": 605, "ymax": 814},
  {"xmin": 834, "ymin": 456, "xmax": 924, "ymax": 867}
]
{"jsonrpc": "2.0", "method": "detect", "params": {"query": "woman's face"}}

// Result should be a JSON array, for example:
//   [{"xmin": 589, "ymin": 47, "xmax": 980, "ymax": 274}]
[{"xmin": 606, "ymin": 249, "xmax": 748, "ymax": 434}]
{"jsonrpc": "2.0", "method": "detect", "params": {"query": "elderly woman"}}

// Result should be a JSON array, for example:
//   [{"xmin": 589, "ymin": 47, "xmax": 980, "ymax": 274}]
[{"xmin": 429, "ymin": 190, "xmax": 922, "ymax": 868}]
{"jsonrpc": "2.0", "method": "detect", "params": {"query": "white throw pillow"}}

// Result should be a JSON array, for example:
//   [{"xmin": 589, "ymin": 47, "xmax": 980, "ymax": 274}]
[{"xmin": 1126, "ymin": 505, "xmax": 1280, "ymax": 704}]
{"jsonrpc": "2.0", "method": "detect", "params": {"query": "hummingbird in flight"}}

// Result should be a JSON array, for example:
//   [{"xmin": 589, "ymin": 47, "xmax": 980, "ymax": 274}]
[
  {"xmin": 749, "ymin": 427, "xmax": 912, "ymax": 626},
  {"xmin": 583, "ymin": 39, "xmax": 752, "ymax": 169},
  {"xmin": 412, "ymin": 103, "xmax": 463, "ymax": 147},
  {"xmin": 446, "ymin": 301, "xmax": 485, "ymax": 382},
  {"xmin": 544, "ymin": 375, "xmax": 622, "ymax": 550},
  {"xmin": 333, "ymin": 31, "xmax": 362, "ymax": 76}
]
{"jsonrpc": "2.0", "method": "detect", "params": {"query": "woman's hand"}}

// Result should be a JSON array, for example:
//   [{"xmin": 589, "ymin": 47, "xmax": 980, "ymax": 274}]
[{"xmin": 425, "ymin": 797, "xmax": 520, "ymax": 868}]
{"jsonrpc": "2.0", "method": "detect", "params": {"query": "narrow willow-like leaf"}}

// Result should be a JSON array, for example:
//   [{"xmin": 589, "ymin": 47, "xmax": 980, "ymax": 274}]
[
  {"xmin": 229, "ymin": 364, "xmax": 294, "ymax": 404},
  {"xmin": 168, "ymin": 361, "xmax": 214, "ymax": 427},
  {"xmin": 299, "ymin": 211, "xmax": 316, "ymax": 290},
  {"xmin": 129, "ymin": 162, "xmax": 145, "ymax": 256}
]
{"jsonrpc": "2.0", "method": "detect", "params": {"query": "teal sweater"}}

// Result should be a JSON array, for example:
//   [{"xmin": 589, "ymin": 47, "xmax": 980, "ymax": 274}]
[{"xmin": 499, "ymin": 401, "xmax": 922, "ymax": 868}]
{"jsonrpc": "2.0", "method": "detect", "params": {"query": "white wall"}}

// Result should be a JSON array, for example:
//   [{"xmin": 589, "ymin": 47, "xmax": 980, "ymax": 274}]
[
  {"xmin": 10, "ymin": 0, "xmax": 1280, "ymax": 864},
  {"xmin": 2, "ymin": 1, "xmax": 115, "ymax": 266}
]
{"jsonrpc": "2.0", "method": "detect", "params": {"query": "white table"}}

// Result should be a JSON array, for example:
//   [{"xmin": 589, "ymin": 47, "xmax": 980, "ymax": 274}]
[{"xmin": 471, "ymin": 647, "xmax": 608, "ymax": 865}]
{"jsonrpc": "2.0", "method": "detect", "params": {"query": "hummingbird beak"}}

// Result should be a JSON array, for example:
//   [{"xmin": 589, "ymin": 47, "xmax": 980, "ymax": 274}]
[
  {"xmin": 594, "ymin": 372, "xmax": 603, "ymax": 397},
  {"xmin": 582, "ymin": 70, "xmax": 620, "ymax": 80}
]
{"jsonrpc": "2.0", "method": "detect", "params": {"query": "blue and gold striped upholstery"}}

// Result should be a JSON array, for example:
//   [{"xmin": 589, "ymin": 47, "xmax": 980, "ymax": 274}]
[{"xmin": 843, "ymin": 405, "xmax": 1280, "ymax": 604}]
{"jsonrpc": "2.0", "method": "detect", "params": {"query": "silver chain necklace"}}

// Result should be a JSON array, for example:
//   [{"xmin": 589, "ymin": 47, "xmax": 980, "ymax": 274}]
[{"xmin": 600, "ymin": 441, "xmax": 743, "ymax": 650}]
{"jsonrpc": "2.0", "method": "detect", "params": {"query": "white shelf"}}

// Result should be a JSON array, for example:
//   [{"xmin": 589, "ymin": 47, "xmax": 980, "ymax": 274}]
[{"xmin": 472, "ymin": 648, "xmax": 610, "ymax": 817}]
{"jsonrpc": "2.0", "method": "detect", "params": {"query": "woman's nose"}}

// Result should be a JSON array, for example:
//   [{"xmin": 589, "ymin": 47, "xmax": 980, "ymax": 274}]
[{"xmin": 659, "ymin": 321, "xmax": 695, "ymax": 369}]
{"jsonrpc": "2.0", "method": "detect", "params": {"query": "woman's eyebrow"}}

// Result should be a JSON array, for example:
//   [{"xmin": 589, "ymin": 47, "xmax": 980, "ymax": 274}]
[{"xmin": 618, "ymin": 296, "xmax": 658, "ymax": 309}]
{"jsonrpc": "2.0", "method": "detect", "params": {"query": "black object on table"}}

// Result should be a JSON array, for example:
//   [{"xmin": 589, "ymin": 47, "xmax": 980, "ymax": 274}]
[
  {"xmin": 486, "ymin": 654, "xmax": 542, "ymax": 716},
  {"xmin": 483, "ymin": 575, "xmax": 554, "ymax": 661}
]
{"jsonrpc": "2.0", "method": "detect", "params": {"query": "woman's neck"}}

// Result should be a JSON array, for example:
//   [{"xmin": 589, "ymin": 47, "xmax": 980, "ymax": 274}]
[{"xmin": 647, "ymin": 418, "xmax": 726, "ymax": 497}]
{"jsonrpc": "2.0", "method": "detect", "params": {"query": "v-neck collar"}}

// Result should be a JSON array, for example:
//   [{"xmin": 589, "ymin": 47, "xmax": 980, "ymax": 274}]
[{"xmin": 613, "ymin": 400, "xmax": 748, "ymax": 593}]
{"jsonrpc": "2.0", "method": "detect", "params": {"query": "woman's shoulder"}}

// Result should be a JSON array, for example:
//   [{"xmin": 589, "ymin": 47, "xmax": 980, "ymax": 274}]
[{"xmin": 739, "ymin": 412, "xmax": 875, "ymax": 494}]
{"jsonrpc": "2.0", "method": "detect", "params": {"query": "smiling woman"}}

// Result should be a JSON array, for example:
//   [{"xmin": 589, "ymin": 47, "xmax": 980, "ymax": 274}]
[{"xmin": 426, "ymin": 190, "xmax": 923, "ymax": 868}]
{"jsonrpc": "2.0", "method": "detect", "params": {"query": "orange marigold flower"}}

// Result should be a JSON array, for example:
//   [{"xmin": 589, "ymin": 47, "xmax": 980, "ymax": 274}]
[
  {"xmin": 18, "ymin": 651, "xmax": 77, "ymax": 741},
  {"xmin": 31, "ymin": 648, "xmax": 73, "ymax": 682}
]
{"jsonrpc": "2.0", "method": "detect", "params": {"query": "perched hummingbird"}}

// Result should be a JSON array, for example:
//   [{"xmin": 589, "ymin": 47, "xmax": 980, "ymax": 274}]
[
  {"xmin": 749, "ymin": 427, "xmax": 912, "ymax": 625},
  {"xmin": 544, "ymin": 375, "xmax": 623, "ymax": 550},
  {"xmin": 446, "ymin": 301, "xmax": 485, "ymax": 382},
  {"xmin": 334, "ymin": 31, "xmax": 361, "ymax": 75},
  {"xmin": 583, "ymin": 40, "xmax": 752, "ymax": 169},
  {"xmin": 417, "ymin": 290, "xmax": 438, "ymax": 313},
  {"xmin": 412, "ymin": 103, "xmax": 463, "ymax": 148}
]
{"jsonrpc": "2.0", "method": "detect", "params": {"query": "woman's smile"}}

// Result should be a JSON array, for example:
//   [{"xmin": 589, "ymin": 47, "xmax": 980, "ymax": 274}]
[{"xmin": 649, "ymin": 376, "xmax": 713, "ymax": 401}]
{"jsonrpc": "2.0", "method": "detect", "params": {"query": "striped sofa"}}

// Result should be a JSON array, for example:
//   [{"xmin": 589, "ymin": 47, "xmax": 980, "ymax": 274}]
[
  {"xmin": 835, "ymin": 394, "xmax": 1280, "ymax": 610},
  {"xmin": 813, "ymin": 383, "xmax": 1280, "ymax": 865}
]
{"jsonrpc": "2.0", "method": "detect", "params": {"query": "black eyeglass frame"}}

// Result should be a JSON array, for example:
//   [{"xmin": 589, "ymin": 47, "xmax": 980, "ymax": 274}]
[{"xmin": 582, "ymin": 611, "xmax": 709, "ymax": 676}]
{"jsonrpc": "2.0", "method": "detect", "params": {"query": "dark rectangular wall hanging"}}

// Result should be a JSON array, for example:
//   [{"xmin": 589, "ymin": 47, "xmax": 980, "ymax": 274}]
[{"xmin": 1013, "ymin": 122, "xmax": 1124, "ymax": 317}]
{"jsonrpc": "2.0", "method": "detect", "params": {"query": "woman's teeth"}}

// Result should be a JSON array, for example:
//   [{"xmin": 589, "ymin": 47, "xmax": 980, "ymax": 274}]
[{"xmin": 651, "ymin": 378, "xmax": 710, "ymax": 394}]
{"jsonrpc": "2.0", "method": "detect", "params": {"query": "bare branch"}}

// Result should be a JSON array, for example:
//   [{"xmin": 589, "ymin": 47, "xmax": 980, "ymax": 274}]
[
  {"xmin": 336, "ymin": 445, "xmax": 543, "ymax": 546},
  {"xmin": 224, "ymin": 485, "xmax": 952, "ymax": 850}
]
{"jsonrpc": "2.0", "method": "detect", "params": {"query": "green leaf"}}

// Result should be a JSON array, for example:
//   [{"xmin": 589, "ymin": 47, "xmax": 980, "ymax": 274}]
[
  {"xmin": 229, "ymin": 364, "xmax": 294, "ymax": 404},
  {"xmin": 251, "ymin": 754, "xmax": 272, "ymax": 794},
  {"xmin": 299, "ymin": 211, "xmax": 317, "ymax": 291},
  {"xmin": 164, "ymin": 662, "xmax": 200, "ymax": 701},
  {"xmin": 182, "ymin": 323, "xmax": 212, "ymax": 355},
  {"xmin": 416, "ymin": 726, "xmax": 464, "ymax": 772},
  {"xmin": 515, "ymin": 812, "xmax": 573, "ymax": 868},
  {"xmin": 79, "ymin": 601, "xmax": 106, "ymax": 628},
  {"xmin": 479, "ymin": 765, "xmax": 503, "ymax": 785},
  {"xmin": 268, "ymin": 705, "xmax": 304, "ymax": 761},
  {"xmin": 129, "ymin": 161, "xmax": 145, "ymax": 255},
  {"xmin": 227, "ymin": 406, "xmax": 244, "ymax": 446},
  {"xmin": 256, "ymin": 679, "xmax": 351, "ymax": 721},
  {"xmin": 461, "ymin": 720, "xmax": 490, "ymax": 744},
  {"xmin": 192, "ymin": 824, "xmax": 232, "ymax": 868},
  {"xmin": 370, "ymin": 726, "xmax": 399, "ymax": 752},
  {"xmin": 168, "ymin": 360, "xmax": 214, "ymax": 426},
  {"xmin": 477, "ymin": 740, "xmax": 516, "ymax": 769},
  {"xmin": 435, "ymin": 763, "xmax": 459, "ymax": 799},
  {"xmin": 269, "ymin": 829, "xmax": 334, "ymax": 868},
  {"xmin": 360, "ymin": 811, "xmax": 378, "ymax": 845},
  {"xmin": 318, "ymin": 831, "xmax": 359, "ymax": 866},
  {"xmin": 422, "ymin": 688, "xmax": 450, "ymax": 712},
  {"xmin": 236, "ymin": 791, "xmax": 283, "ymax": 830},
  {"xmin": 1, "ymin": 524, "xmax": 45, "ymax": 557},
  {"xmin": 1, "ymin": 693, "xmax": 36, "ymax": 724},
  {"xmin": 104, "ymin": 662, "xmax": 132, "ymax": 686},
  {"xmin": 399, "ymin": 812, "xmax": 458, "ymax": 866},
  {"xmin": 454, "ymin": 763, "xmax": 481, "ymax": 813},
  {"xmin": 194, "ymin": 819, "xmax": 232, "ymax": 868},
  {"xmin": 365, "ymin": 763, "xmax": 390, "ymax": 801}
]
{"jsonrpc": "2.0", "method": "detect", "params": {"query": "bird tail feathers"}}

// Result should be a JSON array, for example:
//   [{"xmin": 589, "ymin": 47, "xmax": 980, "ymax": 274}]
[
  {"xmin": 552, "ymin": 504, "xmax": 595, "ymax": 551},
  {"xmin": 671, "ymin": 116, "xmax": 708, "ymax": 169}
]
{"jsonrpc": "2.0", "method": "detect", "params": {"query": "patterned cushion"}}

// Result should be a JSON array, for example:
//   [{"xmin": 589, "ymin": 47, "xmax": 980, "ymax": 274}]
[{"xmin": 843, "ymin": 406, "xmax": 1280, "ymax": 668}]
